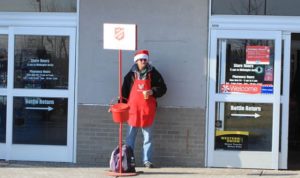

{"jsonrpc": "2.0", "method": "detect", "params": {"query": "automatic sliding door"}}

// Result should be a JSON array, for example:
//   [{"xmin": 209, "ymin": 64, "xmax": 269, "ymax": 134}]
[
  {"xmin": 208, "ymin": 30, "xmax": 282, "ymax": 169},
  {"xmin": 3, "ymin": 27, "xmax": 76, "ymax": 162}
]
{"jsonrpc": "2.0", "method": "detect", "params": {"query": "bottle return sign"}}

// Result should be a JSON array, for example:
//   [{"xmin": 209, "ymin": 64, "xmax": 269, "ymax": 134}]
[{"xmin": 103, "ymin": 23, "xmax": 137, "ymax": 50}]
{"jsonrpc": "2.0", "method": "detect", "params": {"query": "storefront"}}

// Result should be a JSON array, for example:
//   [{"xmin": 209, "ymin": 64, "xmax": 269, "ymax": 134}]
[
  {"xmin": 207, "ymin": 0, "xmax": 300, "ymax": 169},
  {"xmin": 0, "ymin": 0, "xmax": 208, "ymax": 167},
  {"xmin": 0, "ymin": 1, "xmax": 77, "ymax": 162},
  {"xmin": 2, "ymin": 0, "xmax": 300, "ymax": 170}
]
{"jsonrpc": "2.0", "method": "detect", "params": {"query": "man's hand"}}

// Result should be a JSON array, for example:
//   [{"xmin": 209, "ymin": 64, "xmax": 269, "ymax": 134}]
[
  {"xmin": 142, "ymin": 90, "xmax": 153, "ymax": 99},
  {"xmin": 146, "ymin": 90, "xmax": 153, "ymax": 96}
]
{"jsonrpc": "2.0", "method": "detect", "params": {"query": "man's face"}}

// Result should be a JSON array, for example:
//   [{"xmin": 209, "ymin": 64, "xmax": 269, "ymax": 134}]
[{"xmin": 136, "ymin": 58, "xmax": 148, "ymax": 70}]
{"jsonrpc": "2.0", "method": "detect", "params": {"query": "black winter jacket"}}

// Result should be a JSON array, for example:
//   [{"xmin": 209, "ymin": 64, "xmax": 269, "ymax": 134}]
[{"xmin": 122, "ymin": 64, "xmax": 167, "ymax": 102}]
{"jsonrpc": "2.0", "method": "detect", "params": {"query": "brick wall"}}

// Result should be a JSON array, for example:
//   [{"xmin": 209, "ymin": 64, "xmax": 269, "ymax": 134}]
[{"xmin": 77, "ymin": 105, "xmax": 206, "ymax": 167}]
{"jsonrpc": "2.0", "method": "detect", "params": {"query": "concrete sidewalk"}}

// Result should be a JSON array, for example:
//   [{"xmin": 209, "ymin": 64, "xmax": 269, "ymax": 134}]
[{"xmin": 0, "ymin": 162, "xmax": 300, "ymax": 178}]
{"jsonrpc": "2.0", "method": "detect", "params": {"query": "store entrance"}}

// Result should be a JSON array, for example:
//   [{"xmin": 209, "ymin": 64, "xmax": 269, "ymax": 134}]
[
  {"xmin": 207, "ymin": 30, "xmax": 283, "ymax": 169},
  {"xmin": 0, "ymin": 26, "xmax": 76, "ymax": 162},
  {"xmin": 288, "ymin": 33, "xmax": 300, "ymax": 170}
]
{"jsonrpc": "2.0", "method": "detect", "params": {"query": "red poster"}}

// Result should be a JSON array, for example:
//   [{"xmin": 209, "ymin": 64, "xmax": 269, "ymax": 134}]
[
  {"xmin": 221, "ymin": 83, "xmax": 262, "ymax": 94},
  {"xmin": 246, "ymin": 46, "xmax": 270, "ymax": 65}
]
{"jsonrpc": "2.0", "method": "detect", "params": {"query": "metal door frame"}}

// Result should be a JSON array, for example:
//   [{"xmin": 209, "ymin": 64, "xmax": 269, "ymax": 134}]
[
  {"xmin": 207, "ymin": 29, "xmax": 282, "ymax": 169},
  {"xmin": 0, "ymin": 13, "xmax": 77, "ymax": 162}
]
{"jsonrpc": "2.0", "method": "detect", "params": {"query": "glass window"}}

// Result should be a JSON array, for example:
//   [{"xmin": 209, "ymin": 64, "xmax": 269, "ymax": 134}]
[
  {"xmin": 0, "ymin": 35, "xmax": 8, "ymax": 88},
  {"xmin": 212, "ymin": 0, "xmax": 300, "ymax": 16},
  {"xmin": 212, "ymin": 0, "xmax": 266, "ymax": 15},
  {"xmin": 13, "ymin": 97, "xmax": 68, "ymax": 145},
  {"xmin": 0, "ymin": 0, "xmax": 76, "ymax": 12},
  {"xmin": 266, "ymin": 0, "xmax": 300, "ymax": 16},
  {"xmin": 0, "ymin": 96, "xmax": 6, "ymax": 143},
  {"xmin": 14, "ymin": 35, "xmax": 69, "ymax": 89},
  {"xmin": 215, "ymin": 102, "xmax": 272, "ymax": 151},
  {"xmin": 217, "ymin": 39, "xmax": 274, "ymax": 95}
]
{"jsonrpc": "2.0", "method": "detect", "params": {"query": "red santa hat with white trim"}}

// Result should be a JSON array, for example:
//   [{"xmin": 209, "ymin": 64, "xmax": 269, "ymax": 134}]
[{"xmin": 134, "ymin": 50, "xmax": 149, "ymax": 62}]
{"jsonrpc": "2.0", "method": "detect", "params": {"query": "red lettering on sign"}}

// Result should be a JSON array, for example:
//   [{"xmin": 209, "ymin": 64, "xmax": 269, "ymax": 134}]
[
  {"xmin": 221, "ymin": 83, "xmax": 262, "ymax": 94},
  {"xmin": 246, "ymin": 46, "xmax": 270, "ymax": 65}
]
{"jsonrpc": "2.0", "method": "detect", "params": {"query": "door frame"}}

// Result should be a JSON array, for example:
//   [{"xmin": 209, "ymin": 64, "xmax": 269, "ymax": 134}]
[
  {"xmin": 280, "ymin": 32, "xmax": 291, "ymax": 169},
  {"xmin": 0, "ymin": 13, "xmax": 78, "ymax": 162},
  {"xmin": 0, "ymin": 27, "xmax": 9, "ymax": 159},
  {"xmin": 207, "ymin": 29, "xmax": 282, "ymax": 169},
  {"xmin": 206, "ymin": 15, "xmax": 300, "ymax": 169}
]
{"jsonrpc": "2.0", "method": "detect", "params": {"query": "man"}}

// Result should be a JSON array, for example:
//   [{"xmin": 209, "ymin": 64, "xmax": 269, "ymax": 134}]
[{"xmin": 122, "ymin": 49, "xmax": 167, "ymax": 168}]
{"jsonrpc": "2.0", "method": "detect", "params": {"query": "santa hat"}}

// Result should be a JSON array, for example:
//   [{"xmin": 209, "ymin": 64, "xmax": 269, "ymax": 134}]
[{"xmin": 134, "ymin": 50, "xmax": 149, "ymax": 62}]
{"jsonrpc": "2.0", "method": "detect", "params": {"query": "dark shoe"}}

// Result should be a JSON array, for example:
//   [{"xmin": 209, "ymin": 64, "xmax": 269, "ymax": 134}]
[{"xmin": 144, "ymin": 161, "xmax": 154, "ymax": 168}]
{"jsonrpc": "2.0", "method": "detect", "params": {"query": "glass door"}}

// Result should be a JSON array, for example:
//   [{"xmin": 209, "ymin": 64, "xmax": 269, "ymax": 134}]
[
  {"xmin": 3, "ymin": 27, "xmax": 76, "ymax": 162},
  {"xmin": 207, "ymin": 30, "xmax": 282, "ymax": 169}
]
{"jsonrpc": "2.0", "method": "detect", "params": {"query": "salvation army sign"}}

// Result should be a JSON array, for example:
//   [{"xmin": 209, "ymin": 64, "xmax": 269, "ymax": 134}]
[{"xmin": 103, "ymin": 23, "xmax": 137, "ymax": 50}]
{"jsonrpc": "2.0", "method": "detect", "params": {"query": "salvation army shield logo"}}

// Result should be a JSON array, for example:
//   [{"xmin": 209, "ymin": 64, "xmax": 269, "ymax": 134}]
[
  {"xmin": 114, "ymin": 27, "xmax": 125, "ymax": 41},
  {"xmin": 138, "ymin": 84, "xmax": 144, "ymax": 90}
]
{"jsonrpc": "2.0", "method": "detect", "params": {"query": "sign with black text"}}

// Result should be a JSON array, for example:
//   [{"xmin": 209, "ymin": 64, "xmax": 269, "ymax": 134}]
[{"xmin": 215, "ymin": 130, "xmax": 249, "ymax": 150}]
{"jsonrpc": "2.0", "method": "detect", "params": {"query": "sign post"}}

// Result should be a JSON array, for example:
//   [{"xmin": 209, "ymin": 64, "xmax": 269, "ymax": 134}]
[{"xmin": 104, "ymin": 23, "xmax": 137, "ymax": 177}]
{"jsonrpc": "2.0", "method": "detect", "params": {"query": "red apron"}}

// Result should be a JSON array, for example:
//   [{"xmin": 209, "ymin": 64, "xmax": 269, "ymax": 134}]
[{"xmin": 127, "ymin": 74, "xmax": 156, "ymax": 127}]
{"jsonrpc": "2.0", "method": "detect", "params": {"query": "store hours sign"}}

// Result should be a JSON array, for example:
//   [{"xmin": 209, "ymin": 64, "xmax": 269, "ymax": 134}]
[
  {"xmin": 14, "ymin": 35, "xmax": 69, "ymax": 90},
  {"xmin": 221, "ymin": 45, "xmax": 274, "ymax": 95}
]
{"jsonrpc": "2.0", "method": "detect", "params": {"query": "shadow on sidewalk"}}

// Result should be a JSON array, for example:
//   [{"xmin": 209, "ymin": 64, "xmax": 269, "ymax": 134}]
[
  {"xmin": 138, "ymin": 171, "xmax": 198, "ymax": 175},
  {"xmin": 0, "ymin": 160, "xmax": 98, "ymax": 168},
  {"xmin": 247, "ymin": 170, "xmax": 298, "ymax": 177}
]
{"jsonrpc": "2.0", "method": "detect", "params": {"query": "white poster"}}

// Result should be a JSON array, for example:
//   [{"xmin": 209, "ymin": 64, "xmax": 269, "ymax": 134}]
[{"xmin": 103, "ymin": 23, "xmax": 137, "ymax": 50}]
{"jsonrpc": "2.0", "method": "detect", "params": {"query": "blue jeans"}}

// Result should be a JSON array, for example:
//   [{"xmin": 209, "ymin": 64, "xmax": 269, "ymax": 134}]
[{"xmin": 126, "ymin": 125, "xmax": 153, "ymax": 164}]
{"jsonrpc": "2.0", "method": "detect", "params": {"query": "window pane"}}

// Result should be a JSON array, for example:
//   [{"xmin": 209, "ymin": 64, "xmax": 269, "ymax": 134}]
[
  {"xmin": 215, "ymin": 102, "xmax": 272, "ymax": 151},
  {"xmin": 212, "ymin": 0, "xmax": 300, "ymax": 16},
  {"xmin": 0, "ymin": 96, "xmax": 6, "ymax": 143},
  {"xmin": 266, "ymin": 0, "xmax": 300, "ymax": 16},
  {"xmin": 0, "ymin": 35, "xmax": 8, "ymax": 88},
  {"xmin": 13, "ymin": 97, "xmax": 67, "ymax": 145},
  {"xmin": 217, "ymin": 39, "xmax": 274, "ymax": 95},
  {"xmin": 14, "ymin": 35, "xmax": 69, "ymax": 89},
  {"xmin": 0, "ymin": 0, "xmax": 76, "ymax": 12},
  {"xmin": 212, "ymin": 0, "xmax": 266, "ymax": 15}
]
